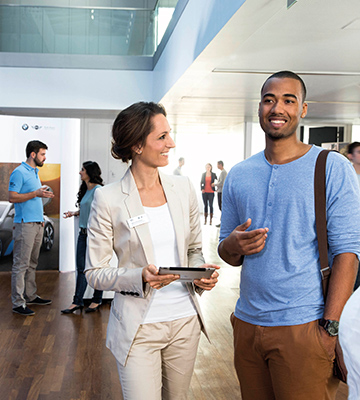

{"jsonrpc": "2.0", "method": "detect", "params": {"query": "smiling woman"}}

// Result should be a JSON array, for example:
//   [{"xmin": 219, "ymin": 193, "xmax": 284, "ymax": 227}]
[{"xmin": 84, "ymin": 101, "xmax": 220, "ymax": 399}]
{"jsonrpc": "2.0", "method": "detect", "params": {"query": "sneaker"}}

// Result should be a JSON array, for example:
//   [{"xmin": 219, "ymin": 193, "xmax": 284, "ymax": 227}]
[
  {"xmin": 13, "ymin": 306, "xmax": 35, "ymax": 316},
  {"xmin": 27, "ymin": 296, "xmax": 52, "ymax": 305},
  {"xmin": 216, "ymin": 223, "xmax": 221, "ymax": 228}
]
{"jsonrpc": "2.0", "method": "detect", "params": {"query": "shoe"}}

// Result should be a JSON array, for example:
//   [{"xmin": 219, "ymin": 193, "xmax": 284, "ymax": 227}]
[
  {"xmin": 13, "ymin": 306, "xmax": 35, "ymax": 316},
  {"xmin": 61, "ymin": 305, "xmax": 83, "ymax": 314},
  {"xmin": 27, "ymin": 296, "xmax": 52, "ymax": 305},
  {"xmin": 216, "ymin": 224, "xmax": 221, "ymax": 228},
  {"xmin": 85, "ymin": 303, "xmax": 101, "ymax": 313}
]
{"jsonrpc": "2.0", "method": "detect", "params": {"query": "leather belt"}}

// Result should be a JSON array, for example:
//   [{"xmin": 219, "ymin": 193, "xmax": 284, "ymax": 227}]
[{"xmin": 79, "ymin": 227, "xmax": 87, "ymax": 234}]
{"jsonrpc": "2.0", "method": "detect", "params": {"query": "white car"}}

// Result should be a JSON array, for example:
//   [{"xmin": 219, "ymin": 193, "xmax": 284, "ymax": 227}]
[{"xmin": 0, "ymin": 201, "xmax": 55, "ymax": 256}]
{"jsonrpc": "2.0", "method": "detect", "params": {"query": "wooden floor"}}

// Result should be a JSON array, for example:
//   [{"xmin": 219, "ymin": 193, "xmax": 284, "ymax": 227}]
[{"xmin": 0, "ymin": 224, "xmax": 348, "ymax": 399}]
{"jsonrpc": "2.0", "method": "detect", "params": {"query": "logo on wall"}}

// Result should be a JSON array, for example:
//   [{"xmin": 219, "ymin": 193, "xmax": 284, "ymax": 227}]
[
  {"xmin": 22, "ymin": 124, "xmax": 29, "ymax": 131},
  {"xmin": 32, "ymin": 125, "xmax": 42, "ymax": 130}
]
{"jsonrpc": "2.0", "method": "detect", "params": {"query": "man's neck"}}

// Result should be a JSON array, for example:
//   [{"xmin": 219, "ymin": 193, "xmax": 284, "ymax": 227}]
[
  {"xmin": 25, "ymin": 158, "xmax": 36, "ymax": 169},
  {"xmin": 264, "ymin": 135, "xmax": 311, "ymax": 165},
  {"xmin": 353, "ymin": 163, "xmax": 360, "ymax": 175}
]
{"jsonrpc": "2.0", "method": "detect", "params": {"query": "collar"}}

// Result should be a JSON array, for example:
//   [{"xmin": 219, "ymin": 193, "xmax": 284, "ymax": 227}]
[{"xmin": 22, "ymin": 161, "xmax": 39, "ymax": 174}]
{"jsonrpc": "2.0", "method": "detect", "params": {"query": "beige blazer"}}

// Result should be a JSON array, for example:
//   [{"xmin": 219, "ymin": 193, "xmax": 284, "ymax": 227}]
[{"xmin": 85, "ymin": 167, "xmax": 209, "ymax": 366}]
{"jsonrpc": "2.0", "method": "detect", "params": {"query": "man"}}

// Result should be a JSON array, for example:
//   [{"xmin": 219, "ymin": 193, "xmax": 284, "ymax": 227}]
[
  {"xmin": 347, "ymin": 142, "xmax": 360, "ymax": 185},
  {"xmin": 173, "ymin": 157, "xmax": 184, "ymax": 175},
  {"xmin": 347, "ymin": 141, "xmax": 360, "ymax": 290},
  {"xmin": 9, "ymin": 140, "xmax": 54, "ymax": 316},
  {"xmin": 212, "ymin": 160, "xmax": 227, "ymax": 227},
  {"xmin": 218, "ymin": 71, "xmax": 360, "ymax": 400}
]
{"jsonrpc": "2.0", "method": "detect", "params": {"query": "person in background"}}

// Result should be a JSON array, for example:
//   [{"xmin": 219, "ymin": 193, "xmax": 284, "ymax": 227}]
[
  {"xmin": 61, "ymin": 161, "xmax": 104, "ymax": 314},
  {"xmin": 9, "ymin": 140, "xmax": 54, "ymax": 316},
  {"xmin": 218, "ymin": 71, "xmax": 360, "ymax": 400},
  {"xmin": 213, "ymin": 160, "xmax": 227, "ymax": 228},
  {"xmin": 173, "ymin": 157, "xmax": 185, "ymax": 175},
  {"xmin": 347, "ymin": 141, "xmax": 360, "ymax": 290},
  {"xmin": 85, "ymin": 102, "xmax": 219, "ymax": 399},
  {"xmin": 200, "ymin": 163, "xmax": 217, "ymax": 225}
]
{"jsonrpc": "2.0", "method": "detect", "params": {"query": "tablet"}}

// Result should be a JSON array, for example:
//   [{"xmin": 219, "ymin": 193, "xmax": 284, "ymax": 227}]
[{"xmin": 158, "ymin": 267, "xmax": 215, "ymax": 282}]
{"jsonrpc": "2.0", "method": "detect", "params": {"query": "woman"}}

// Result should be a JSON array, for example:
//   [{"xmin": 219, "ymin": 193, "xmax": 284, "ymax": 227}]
[
  {"xmin": 61, "ymin": 161, "xmax": 104, "ymax": 314},
  {"xmin": 85, "ymin": 102, "xmax": 219, "ymax": 399},
  {"xmin": 200, "ymin": 163, "xmax": 217, "ymax": 225}
]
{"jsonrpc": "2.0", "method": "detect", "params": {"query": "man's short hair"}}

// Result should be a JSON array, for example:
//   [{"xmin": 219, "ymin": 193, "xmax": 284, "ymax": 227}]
[
  {"xmin": 261, "ymin": 71, "xmax": 307, "ymax": 102},
  {"xmin": 218, "ymin": 160, "xmax": 224, "ymax": 166},
  {"xmin": 347, "ymin": 142, "xmax": 360, "ymax": 155},
  {"xmin": 26, "ymin": 140, "xmax": 48, "ymax": 158},
  {"xmin": 179, "ymin": 157, "xmax": 184, "ymax": 162}
]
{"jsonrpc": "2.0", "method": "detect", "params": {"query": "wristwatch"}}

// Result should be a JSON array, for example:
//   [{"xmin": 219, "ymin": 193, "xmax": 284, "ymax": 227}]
[{"xmin": 319, "ymin": 318, "xmax": 339, "ymax": 337}]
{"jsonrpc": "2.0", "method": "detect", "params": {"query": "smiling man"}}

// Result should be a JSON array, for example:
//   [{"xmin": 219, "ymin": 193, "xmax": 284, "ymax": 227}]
[{"xmin": 218, "ymin": 71, "xmax": 360, "ymax": 399}]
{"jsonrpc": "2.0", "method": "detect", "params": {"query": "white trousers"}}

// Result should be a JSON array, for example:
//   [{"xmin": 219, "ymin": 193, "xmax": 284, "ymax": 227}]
[{"xmin": 116, "ymin": 315, "xmax": 201, "ymax": 400}]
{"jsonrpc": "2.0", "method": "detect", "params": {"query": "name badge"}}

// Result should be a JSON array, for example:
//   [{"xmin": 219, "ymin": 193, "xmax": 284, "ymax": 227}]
[{"xmin": 127, "ymin": 213, "xmax": 150, "ymax": 229}]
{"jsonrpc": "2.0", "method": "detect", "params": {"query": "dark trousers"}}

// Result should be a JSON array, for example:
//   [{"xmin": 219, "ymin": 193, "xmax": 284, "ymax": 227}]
[
  {"xmin": 217, "ymin": 192, "xmax": 222, "ymax": 211},
  {"xmin": 230, "ymin": 313, "xmax": 339, "ymax": 400},
  {"xmin": 202, "ymin": 192, "xmax": 214, "ymax": 214},
  {"xmin": 73, "ymin": 232, "xmax": 103, "ymax": 306}
]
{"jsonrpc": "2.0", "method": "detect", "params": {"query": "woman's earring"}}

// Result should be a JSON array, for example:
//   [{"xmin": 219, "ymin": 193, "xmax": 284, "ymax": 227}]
[{"xmin": 138, "ymin": 150, "xmax": 142, "ymax": 155}]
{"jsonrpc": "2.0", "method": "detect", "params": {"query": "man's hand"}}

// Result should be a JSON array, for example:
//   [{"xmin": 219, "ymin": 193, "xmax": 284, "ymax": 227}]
[
  {"xmin": 218, "ymin": 218, "xmax": 268, "ymax": 265},
  {"xmin": 35, "ymin": 186, "xmax": 55, "ymax": 199}
]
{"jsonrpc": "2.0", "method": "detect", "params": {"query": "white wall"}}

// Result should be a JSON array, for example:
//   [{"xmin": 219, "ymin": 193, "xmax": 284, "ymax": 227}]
[
  {"xmin": 352, "ymin": 125, "xmax": 360, "ymax": 142},
  {"xmin": 0, "ymin": 68, "xmax": 153, "ymax": 110},
  {"xmin": 80, "ymin": 119, "xmax": 128, "ymax": 185}
]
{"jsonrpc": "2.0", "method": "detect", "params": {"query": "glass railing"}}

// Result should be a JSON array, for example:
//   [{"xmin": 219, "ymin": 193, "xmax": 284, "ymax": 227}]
[{"xmin": 0, "ymin": 1, "xmax": 177, "ymax": 56}]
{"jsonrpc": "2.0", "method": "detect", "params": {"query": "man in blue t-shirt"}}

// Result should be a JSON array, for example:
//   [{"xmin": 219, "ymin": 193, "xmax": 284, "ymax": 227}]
[
  {"xmin": 9, "ymin": 140, "xmax": 54, "ymax": 316},
  {"xmin": 218, "ymin": 71, "xmax": 360, "ymax": 400}
]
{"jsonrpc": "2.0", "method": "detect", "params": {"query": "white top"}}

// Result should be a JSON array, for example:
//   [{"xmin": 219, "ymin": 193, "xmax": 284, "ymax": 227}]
[
  {"xmin": 339, "ymin": 287, "xmax": 360, "ymax": 400},
  {"xmin": 142, "ymin": 203, "xmax": 197, "ymax": 324}
]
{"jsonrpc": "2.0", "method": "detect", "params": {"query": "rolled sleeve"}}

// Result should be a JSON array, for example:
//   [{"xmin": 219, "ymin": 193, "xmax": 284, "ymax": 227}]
[{"xmin": 326, "ymin": 152, "xmax": 360, "ymax": 261}]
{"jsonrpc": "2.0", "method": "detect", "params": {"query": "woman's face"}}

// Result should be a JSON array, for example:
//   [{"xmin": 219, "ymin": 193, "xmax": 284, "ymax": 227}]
[
  {"xmin": 79, "ymin": 167, "xmax": 90, "ymax": 182},
  {"xmin": 137, "ymin": 114, "xmax": 175, "ymax": 168},
  {"xmin": 206, "ymin": 164, "xmax": 212, "ymax": 172}
]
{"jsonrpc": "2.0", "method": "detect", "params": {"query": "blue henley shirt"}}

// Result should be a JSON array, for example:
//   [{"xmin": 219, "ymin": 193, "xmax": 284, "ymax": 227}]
[{"xmin": 219, "ymin": 145, "xmax": 360, "ymax": 326}]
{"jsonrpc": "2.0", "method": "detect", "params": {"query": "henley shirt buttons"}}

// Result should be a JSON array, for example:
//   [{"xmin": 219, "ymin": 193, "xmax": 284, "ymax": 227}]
[{"xmin": 268, "ymin": 202, "xmax": 272, "ymax": 207}]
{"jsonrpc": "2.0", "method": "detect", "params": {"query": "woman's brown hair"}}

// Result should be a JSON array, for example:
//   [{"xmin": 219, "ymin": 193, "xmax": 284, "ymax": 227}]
[{"xmin": 111, "ymin": 102, "xmax": 167, "ymax": 163}]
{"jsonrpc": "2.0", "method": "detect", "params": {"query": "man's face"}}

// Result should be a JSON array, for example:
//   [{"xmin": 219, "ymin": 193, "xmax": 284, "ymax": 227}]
[
  {"xmin": 348, "ymin": 147, "xmax": 360, "ymax": 166},
  {"xmin": 33, "ymin": 149, "xmax": 47, "ymax": 167},
  {"xmin": 258, "ymin": 77, "xmax": 307, "ymax": 140}
]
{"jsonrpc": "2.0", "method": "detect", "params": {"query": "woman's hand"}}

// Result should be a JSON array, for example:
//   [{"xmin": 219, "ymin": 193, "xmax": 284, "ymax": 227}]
[
  {"xmin": 194, "ymin": 264, "xmax": 220, "ymax": 291},
  {"xmin": 63, "ymin": 211, "xmax": 77, "ymax": 219},
  {"xmin": 142, "ymin": 264, "xmax": 180, "ymax": 290}
]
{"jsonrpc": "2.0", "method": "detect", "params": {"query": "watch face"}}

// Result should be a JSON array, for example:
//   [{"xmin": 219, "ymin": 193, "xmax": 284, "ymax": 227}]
[{"xmin": 327, "ymin": 320, "xmax": 339, "ymax": 336}]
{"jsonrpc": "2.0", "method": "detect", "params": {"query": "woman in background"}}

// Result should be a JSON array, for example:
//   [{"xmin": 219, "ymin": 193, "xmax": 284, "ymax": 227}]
[
  {"xmin": 200, "ymin": 163, "xmax": 217, "ymax": 225},
  {"xmin": 61, "ymin": 161, "xmax": 104, "ymax": 314},
  {"xmin": 85, "ymin": 102, "xmax": 219, "ymax": 399}
]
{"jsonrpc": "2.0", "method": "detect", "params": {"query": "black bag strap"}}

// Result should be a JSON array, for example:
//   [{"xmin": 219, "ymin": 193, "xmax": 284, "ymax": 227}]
[{"xmin": 314, "ymin": 150, "xmax": 331, "ymax": 300}]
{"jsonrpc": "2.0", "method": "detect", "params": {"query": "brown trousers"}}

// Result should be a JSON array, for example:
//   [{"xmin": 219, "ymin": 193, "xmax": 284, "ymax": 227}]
[{"xmin": 230, "ymin": 313, "xmax": 339, "ymax": 400}]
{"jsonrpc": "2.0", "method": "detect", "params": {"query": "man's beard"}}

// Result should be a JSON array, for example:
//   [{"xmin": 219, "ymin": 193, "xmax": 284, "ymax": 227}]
[{"xmin": 34, "ymin": 157, "xmax": 44, "ymax": 167}]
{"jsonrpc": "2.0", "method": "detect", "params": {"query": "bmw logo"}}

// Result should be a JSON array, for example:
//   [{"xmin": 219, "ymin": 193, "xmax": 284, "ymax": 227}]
[{"xmin": 22, "ymin": 124, "xmax": 29, "ymax": 131}]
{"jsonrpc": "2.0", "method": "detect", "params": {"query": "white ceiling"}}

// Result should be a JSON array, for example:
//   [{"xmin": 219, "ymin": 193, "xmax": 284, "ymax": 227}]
[
  {"xmin": 162, "ymin": 0, "xmax": 360, "ymax": 134},
  {"xmin": 2, "ymin": 0, "xmax": 360, "ymax": 134}
]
